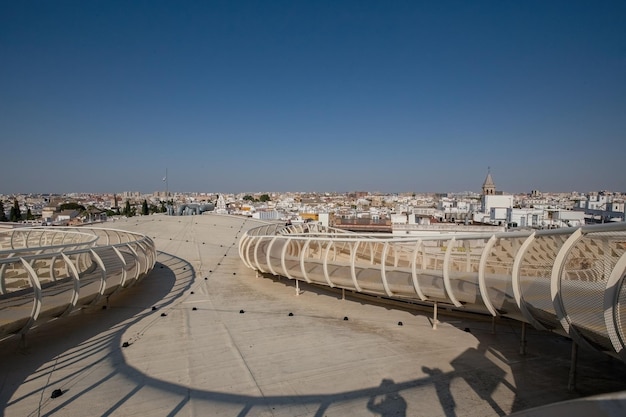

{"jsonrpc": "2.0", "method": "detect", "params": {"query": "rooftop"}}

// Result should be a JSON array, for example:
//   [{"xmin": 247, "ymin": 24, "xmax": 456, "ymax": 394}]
[{"xmin": 1, "ymin": 214, "xmax": 625, "ymax": 416}]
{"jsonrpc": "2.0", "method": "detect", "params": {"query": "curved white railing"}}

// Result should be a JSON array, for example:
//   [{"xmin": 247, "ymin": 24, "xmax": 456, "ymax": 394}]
[
  {"xmin": 0, "ymin": 227, "xmax": 156, "ymax": 338},
  {"xmin": 239, "ymin": 222, "xmax": 626, "ymax": 362}
]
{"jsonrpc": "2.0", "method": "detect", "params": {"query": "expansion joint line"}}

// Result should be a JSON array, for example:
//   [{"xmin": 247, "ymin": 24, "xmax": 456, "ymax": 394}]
[
  {"xmin": 37, "ymin": 355, "xmax": 61, "ymax": 417},
  {"xmin": 220, "ymin": 322, "xmax": 275, "ymax": 416}
]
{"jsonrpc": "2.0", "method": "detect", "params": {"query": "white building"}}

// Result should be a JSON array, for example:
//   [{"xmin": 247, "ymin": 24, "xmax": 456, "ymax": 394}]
[
  {"xmin": 551, "ymin": 210, "xmax": 585, "ymax": 227},
  {"xmin": 507, "ymin": 208, "xmax": 545, "ymax": 228},
  {"xmin": 215, "ymin": 195, "xmax": 227, "ymax": 214},
  {"xmin": 575, "ymin": 192, "xmax": 625, "ymax": 223},
  {"xmin": 252, "ymin": 210, "xmax": 279, "ymax": 220},
  {"xmin": 483, "ymin": 195, "xmax": 514, "ymax": 216},
  {"xmin": 475, "ymin": 170, "xmax": 514, "ymax": 225}
]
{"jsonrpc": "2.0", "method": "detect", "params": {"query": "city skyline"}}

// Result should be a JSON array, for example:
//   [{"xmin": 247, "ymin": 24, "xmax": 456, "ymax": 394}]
[
  {"xmin": 2, "ymin": 1, "xmax": 625, "ymax": 195},
  {"xmin": 1, "ymin": 185, "xmax": 622, "ymax": 200}
]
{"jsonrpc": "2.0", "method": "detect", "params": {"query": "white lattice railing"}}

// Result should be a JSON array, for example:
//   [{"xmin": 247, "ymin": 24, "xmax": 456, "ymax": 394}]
[
  {"xmin": 0, "ymin": 227, "xmax": 156, "ymax": 338},
  {"xmin": 239, "ymin": 222, "xmax": 626, "ymax": 362}
]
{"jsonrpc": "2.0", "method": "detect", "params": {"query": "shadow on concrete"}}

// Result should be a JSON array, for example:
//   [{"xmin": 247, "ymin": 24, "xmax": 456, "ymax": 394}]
[
  {"xmin": 366, "ymin": 378, "xmax": 408, "ymax": 417},
  {"xmin": 0, "ymin": 250, "xmax": 193, "ymax": 414},
  {"xmin": 445, "ymin": 319, "xmax": 626, "ymax": 415},
  {"xmin": 250, "ymin": 274, "xmax": 626, "ymax": 416}
]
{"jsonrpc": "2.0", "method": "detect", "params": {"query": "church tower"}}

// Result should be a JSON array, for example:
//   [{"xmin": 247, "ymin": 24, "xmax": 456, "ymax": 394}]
[
  {"xmin": 482, "ymin": 168, "xmax": 496, "ymax": 196},
  {"xmin": 216, "ymin": 194, "xmax": 227, "ymax": 214}
]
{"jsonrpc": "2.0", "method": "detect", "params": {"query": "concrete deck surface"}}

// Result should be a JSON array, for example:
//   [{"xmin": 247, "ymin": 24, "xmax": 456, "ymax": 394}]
[{"xmin": 1, "ymin": 214, "xmax": 625, "ymax": 417}]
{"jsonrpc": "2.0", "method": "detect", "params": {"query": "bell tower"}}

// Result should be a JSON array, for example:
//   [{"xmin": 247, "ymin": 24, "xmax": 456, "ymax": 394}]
[{"xmin": 482, "ymin": 167, "xmax": 496, "ymax": 196}]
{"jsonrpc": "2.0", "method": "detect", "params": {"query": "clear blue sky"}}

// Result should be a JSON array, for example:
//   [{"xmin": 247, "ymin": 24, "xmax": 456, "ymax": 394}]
[{"xmin": 1, "ymin": 1, "xmax": 625, "ymax": 195}]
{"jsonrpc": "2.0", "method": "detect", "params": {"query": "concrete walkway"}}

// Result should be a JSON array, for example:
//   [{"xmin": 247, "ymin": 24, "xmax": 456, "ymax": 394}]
[{"xmin": 1, "ymin": 214, "xmax": 625, "ymax": 416}]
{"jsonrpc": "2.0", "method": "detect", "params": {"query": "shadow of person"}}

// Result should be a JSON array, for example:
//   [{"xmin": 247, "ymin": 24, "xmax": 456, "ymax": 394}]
[
  {"xmin": 450, "ymin": 341, "xmax": 507, "ymax": 416},
  {"xmin": 422, "ymin": 366, "xmax": 457, "ymax": 417},
  {"xmin": 366, "ymin": 378, "xmax": 407, "ymax": 417}
]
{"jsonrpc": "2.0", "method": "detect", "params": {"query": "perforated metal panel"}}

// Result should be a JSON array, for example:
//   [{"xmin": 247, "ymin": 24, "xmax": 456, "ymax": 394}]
[
  {"xmin": 482, "ymin": 236, "xmax": 525, "ymax": 319},
  {"xmin": 519, "ymin": 234, "xmax": 567, "ymax": 330},
  {"xmin": 447, "ymin": 238, "xmax": 486, "ymax": 304},
  {"xmin": 617, "ymin": 276, "xmax": 626, "ymax": 353},
  {"xmin": 561, "ymin": 232, "xmax": 626, "ymax": 350}
]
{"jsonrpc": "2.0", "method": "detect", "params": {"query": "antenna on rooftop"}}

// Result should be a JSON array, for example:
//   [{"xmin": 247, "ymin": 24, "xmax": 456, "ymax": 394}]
[{"xmin": 163, "ymin": 168, "xmax": 169, "ymax": 198}]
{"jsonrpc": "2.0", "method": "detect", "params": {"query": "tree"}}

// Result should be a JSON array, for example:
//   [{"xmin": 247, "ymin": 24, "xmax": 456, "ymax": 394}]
[
  {"xmin": 141, "ymin": 199, "xmax": 149, "ymax": 215},
  {"xmin": 123, "ymin": 200, "xmax": 132, "ymax": 217},
  {"xmin": 243, "ymin": 195, "xmax": 254, "ymax": 201},
  {"xmin": 9, "ymin": 199, "xmax": 21, "ymax": 222},
  {"xmin": 159, "ymin": 201, "xmax": 167, "ymax": 213},
  {"xmin": 26, "ymin": 208, "xmax": 35, "ymax": 220},
  {"xmin": 0, "ymin": 200, "xmax": 7, "ymax": 222},
  {"xmin": 59, "ymin": 202, "xmax": 86, "ymax": 212},
  {"xmin": 259, "ymin": 194, "xmax": 271, "ymax": 202}
]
